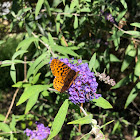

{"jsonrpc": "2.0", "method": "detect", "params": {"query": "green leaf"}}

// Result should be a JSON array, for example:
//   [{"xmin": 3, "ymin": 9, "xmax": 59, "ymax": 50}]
[
  {"xmin": 125, "ymin": 82, "xmax": 140, "ymax": 109},
  {"xmin": 41, "ymin": 90, "xmax": 49, "ymax": 97},
  {"xmin": 100, "ymin": 120, "xmax": 114, "ymax": 129},
  {"xmin": 44, "ymin": 0, "xmax": 51, "ymax": 16},
  {"xmin": 121, "ymin": 55, "xmax": 134, "ymax": 72},
  {"xmin": 12, "ymin": 81, "xmax": 23, "ymax": 88},
  {"xmin": 108, "ymin": 30, "xmax": 124, "ymax": 48},
  {"xmin": 116, "ymin": 10, "xmax": 127, "ymax": 22},
  {"xmin": 112, "ymin": 121, "xmax": 120, "ymax": 134},
  {"xmin": 52, "ymin": 0, "xmax": 63, "ymax": 7},
  {"xmin": 1, "ymin": 60, "xmax": 12, "ymax": 67},
  {"xmin": 52, "ymin": 45, "xmax": 79, "ymax": 57},
  {"xmin": 134, "ymin": 60, "xmax": 140, "ymax": 77},
  {"xmin": 0, "ymin": 114, "xmax": 6, "ymax": 121},
  {"xmin": 33, "ymin": 60, "xmax": 49, "ymax": 77},
  {"xmin": 17, "ymin": 85, "xmax": 49, "ymax": 106},
  {"xmin": 74, "ymin": 15, "xmax": 78, "ymax": 29},
  {"xmin": 67, "ymin": 114, "xmax": 93, "ymax": 125},
  {"xmin": 10, "ymin": 115, "xmax": 16, "ymax": 132},
  {"xmin": 80, "ymin": 7, "xmax": 91, "ymax": 12},
  {"xmin": 92, "ymin": 97, "xmax": 113, "ymax": 109},
  {"xmin": 48, "ymin": 33, "xmax": 55, "ymax": 47},
  {"xmin": 111, "ymin": 73, "xmax": 133, "ymax": 89},
  {"xmin": 25, "ymin": 92, "xmax": 40, "ymax": 114},
  {"xmin": 60, "ymin": 37, "xmax": 67, "ymax": 47},
  {"xmin": 131, "ymin": 22, "xmax": 140, "ymax": 28},
  {"xmin": 13, "ymin": 60, "xmax": 25, "ymax": 64},
  {"xmin": 10, "ymin": 134, "xmax": 14, "ymax": 140},
  {"xmin": 70, "ymin": 0, "xmax": 79, "ymax": 10},
  {"xmin": 62, "ymin": 0, "xmax": 65, "ymax": 5},
  {"xmin": 48, "ymin": 99, "xmax": 69, "ymax": 140},
  {"xmin": 27, "ymin": 53, "xmax": 48, "ymax": 79},
  {"xmin": 89, "ymin": 53, "xmax": 96, "ymax": 71},
  {"xmin": 121, "ymin": 44, "xmax": 136, "ymax": 72},
  {"xmin": 0, "ymin": 122, "xmax": 11, "ymax": 132},
  {"xmin": 127, "ymin": 31, "xmax": 140, "ymax": 37},
  {"xmin": 16, "ymin": 37, "xmax": 38, "ymax": 51},
  {"xmin": 56, "ymin": 14, "xmax": 60, "ymax": 34},
  {"xmin": 10, "ymin": 64, "xmax": 16, "ymax": 83},
  {"xmin": 120, "ymin": 0, "xmax": 127, "ymax": 9},
  {"xmin": 35, "ymin": 0, "xmax": 44, "ymax": 17},
  {"xmin": 31, "ymin": 73, "xmax": 41, "ymax": 84},
  {"xmin": 135, "ymin": 136, "xmax": 140, "ymax": 140},
  {"xmin": 0, "ymin": 40, "xmax": 5, "ymax": 45},
  {"xmin": 12, "ymin": 50, "xmax": 27, "ymax": 60},
  {"xmin": 110, "ymin": 54, "xmax": 121, "ymax": 62}
]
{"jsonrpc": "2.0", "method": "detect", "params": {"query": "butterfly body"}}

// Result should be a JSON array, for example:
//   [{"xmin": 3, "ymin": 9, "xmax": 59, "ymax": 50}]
[{"xmin": 50, "ymin": 59, "xmax": 79, "ymax": 93}]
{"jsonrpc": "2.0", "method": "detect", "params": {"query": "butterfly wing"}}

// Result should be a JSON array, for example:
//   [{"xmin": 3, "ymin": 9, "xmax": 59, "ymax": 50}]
[
  {"xmin": 61, "ymin": 70, "xmax": 79, "ymax": 92},
  {"xmin": 50, "ymin": 59, "xmax": 71, "ymax": 77},
  {"xmin": 53, "ymin": 76, "xmax": 65, "ymax": 92},
  {"xmin": 51, "ymin": 59, "xmax": 79, "ymax": 92}
]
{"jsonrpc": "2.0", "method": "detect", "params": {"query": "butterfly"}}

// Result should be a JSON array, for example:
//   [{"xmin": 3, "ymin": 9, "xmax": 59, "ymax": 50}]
[{"xmin": 50, "ymin": 59, "xmax": 79, "ymax": 93}]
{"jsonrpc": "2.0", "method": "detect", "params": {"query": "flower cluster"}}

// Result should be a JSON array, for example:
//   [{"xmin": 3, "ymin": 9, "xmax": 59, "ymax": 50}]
[
  {"xmin": 59, "ymin": 58, "xmax": 101, "ymax": 104},
  {"xmin": 24, "ymin": 122, "xmax": 50, "ymax": 140},
  {"xmin": 101, "ymin": 10, "xmax": 116, "ymax": 24},
  {"xmin": 95, "ymin": 72, "xmax": 116, "ymax": 86},
  {"xmin": 104, "ymin": 13, "xmax": 116, "ymax": 24}
]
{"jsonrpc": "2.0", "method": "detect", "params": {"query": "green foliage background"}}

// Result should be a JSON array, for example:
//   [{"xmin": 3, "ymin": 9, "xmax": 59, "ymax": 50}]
[{"xmin": 0, "ymin": 0, "xmax": 140, "ymax": 139}]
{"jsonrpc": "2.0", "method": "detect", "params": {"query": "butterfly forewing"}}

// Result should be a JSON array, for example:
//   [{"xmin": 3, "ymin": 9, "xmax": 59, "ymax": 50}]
[{"xmin": 50, "ymin": 59, "xmax": 71, "ymax": 77}]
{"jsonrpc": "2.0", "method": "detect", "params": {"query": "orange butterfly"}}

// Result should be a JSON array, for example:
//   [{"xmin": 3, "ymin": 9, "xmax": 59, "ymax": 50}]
[{"xmin": 50, "ymin": 59, "xmax": 79, "ymax": 93}]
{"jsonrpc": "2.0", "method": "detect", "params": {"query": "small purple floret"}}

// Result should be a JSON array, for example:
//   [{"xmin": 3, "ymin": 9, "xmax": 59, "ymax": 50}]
[{"xmin": 24, "ymin": 122, "xmax": 50, "ymax": 140}]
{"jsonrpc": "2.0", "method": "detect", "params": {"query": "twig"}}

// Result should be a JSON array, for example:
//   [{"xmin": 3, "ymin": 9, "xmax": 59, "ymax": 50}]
[
  {"xmin": 79, "ymin": 105, "xmax": 88, "ymax": 116},
  {"xmin": 114, "ymin": 24, "xmax": 140, "ymax": 42},
  {"xmin": 3, "ymin": 55, "xmax": 28, "ymax": 123},
  {"xmin": 0, "ymin": 61, "xmax": 34, "ymax": 65},
  {"xmin": 24, "ymin": 56, "xmax": 27, "ymax": 82},
  {"xmin": 48, "ymin": 88, "xmax": 58, "ymax": 92},
  {"xmin": 32, "ymin": 32, "xmax": 56, "ymax": 58},
  {"xmin": 41, "ymin": 9, "xmax": 95, "ymax": 17},
  {"xmin": 79, "ymin": 103, "xmax": 83, "ymax": 132},
  {"xmin": 0, "ymin": 131, "xmax": 21, "ymax": 134},
  {"xmin": 4, "ymin": 88, "xmax": 19, "ymax": 123}
]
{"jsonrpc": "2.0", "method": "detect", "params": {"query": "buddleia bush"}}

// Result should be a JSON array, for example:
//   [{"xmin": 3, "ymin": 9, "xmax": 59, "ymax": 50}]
[{"xmin": 0, "ymin": 0, "xmax": 140, "ymax": 139}]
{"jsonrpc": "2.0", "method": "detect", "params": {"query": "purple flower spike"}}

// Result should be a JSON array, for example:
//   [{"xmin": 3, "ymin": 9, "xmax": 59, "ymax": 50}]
[
  {"xmin": 59, "ymin": 58, "xmax": 101, "ymax": 104},
  {"xmin": 105, "ymin": 13, "xmax": 116, "ymax": 24},
  {"xmin": 24, "ymin": 122, "xmax": 50, "ymax": 140}
]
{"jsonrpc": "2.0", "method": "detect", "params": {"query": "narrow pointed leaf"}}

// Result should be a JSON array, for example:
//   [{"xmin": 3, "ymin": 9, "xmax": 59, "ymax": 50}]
[
  {"xmin": 74, "ymin": 15, "xmax": 78, "ymax": 29},
  {"xmin": 92, "ymin": 97, "xmax": 113, "ymax": 109},
  {"xmin": 0, "ymin": 122, "xmax": 11, "ymax": 132},
  {"xmin": 25, "ymin": 92, "xmax": 40, "ymax": 114},
  {"xmin": 125, "ymin": 82, "xmax": 140, "ymax": 109},
  {"xmin": 12, "ymin": 50, "xmax": 27, "ymax": 60},
  {"xmin": 35, "ymin": 0, "xmax": 44, "ymax": 17},
  {"xmin": 67, "ymin": 114, "xmax": 93, "ymax": 125},
  {"xmin": 10, "ymin": 64, "xmax": 16, "ymax": 83},
  {"xmin": 48, "ymin": 99, "xmax": 69, "ymax": 140},
  {"xmin": 131, "ymin": 23, "xmax": 140, "ymax": 28},
  {"xmin": 134, "ymin": 60, "xmax": 140, "ymax": 77},
  {"xmin": 17, "ymin": 85, "xmax": 49, "ymax": 106},
  {"xmin": 89, "ymin": 53, "xmax": 96, "ymax": 71}
]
